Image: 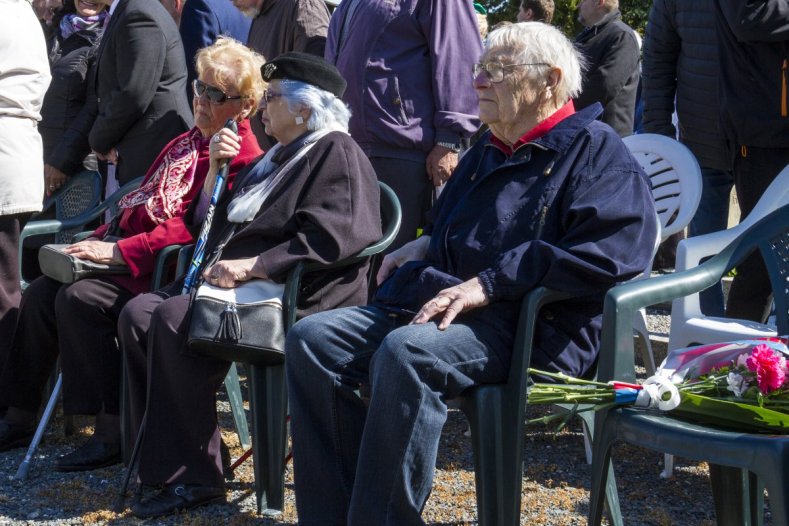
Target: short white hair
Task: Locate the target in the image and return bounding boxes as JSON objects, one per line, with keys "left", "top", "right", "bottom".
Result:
{"left": 277, "top": 80, "right": 351, "bottom": 133}
{"left": 485, "top": 22, "right": 585, "bottom": 102}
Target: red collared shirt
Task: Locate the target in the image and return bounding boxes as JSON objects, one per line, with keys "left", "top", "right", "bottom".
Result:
{"left": 489, "top": 100, "right": 576, "bottom": 156}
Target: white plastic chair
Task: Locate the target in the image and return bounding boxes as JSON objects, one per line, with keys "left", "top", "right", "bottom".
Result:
{"left": 669, "top": 163, "right": 789, "bottom": 351}
{"left": 623, "top": 134, "right": 702, "bottom": 374}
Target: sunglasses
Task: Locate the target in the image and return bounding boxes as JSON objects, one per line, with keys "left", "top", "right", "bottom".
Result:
{"left": 262, "top": 89, "right": 284, "bottom": 104}
{"left": 193, "top": 79, "right": 242, "bottom": 104}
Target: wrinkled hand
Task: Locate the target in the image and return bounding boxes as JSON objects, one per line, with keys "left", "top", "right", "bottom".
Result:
{"left": 376, "top": 235, "right": 431, "bottom": 285}
{"left": 203, "top": 257, "right": 262, "bottom": 288}
{"left": 426, "top": 144, "right": 458, "bottom": 187}
{"left": 411, "top": 277, "right": 489, "bottom": 330}
{"left": 63, "top": 240, "right": 124, "bottom": 264}
{"left": 44, "top": 164, "right": 68, "bottom": 196}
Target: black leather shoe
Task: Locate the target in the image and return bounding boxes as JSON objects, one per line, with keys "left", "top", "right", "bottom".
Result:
{"left": 131, "top": 484, "right": 225, "bottom": 518}
{"left": 0, "top": 420, "right": 34, "bottom": 452}
{"left": 54, "top": 437, "right": 121, "bottom": 472}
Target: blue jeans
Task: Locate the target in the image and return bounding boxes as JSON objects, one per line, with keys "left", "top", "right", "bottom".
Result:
{"left": 688, "top": 166, "right": 734, "bottom": 317}
{"left": 286, "top": 305, "right": 509, "bottom": 525}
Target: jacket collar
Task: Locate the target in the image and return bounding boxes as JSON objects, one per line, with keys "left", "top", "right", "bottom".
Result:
{"left": 529, "top": 103, "right": 603, "bottom": 155}
{"left": 579, "top": 9, "right": 621, "bottom": 37}
{"left": 259, "top": 0, "right": 278, "bottom": 16}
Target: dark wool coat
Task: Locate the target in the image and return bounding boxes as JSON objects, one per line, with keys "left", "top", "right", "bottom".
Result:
{"left": 185, "top": 130, "right": 383, "bottom": 314}
{"left": 40, "top": 26, "right": 102, "bottom": 175}
{"left": 574, "top": 10, "right": 641, "bottom": 137}
{"left": 375, "top": 105, "right": 658, "bottom": 377}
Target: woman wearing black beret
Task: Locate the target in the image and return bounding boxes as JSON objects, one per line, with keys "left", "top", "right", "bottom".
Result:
{"left": 117, "top": 52, "right": 383, "bottom": 518}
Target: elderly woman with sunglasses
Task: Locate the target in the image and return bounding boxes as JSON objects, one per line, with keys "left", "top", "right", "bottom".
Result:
{"left": 0, "top": 37, "right": 263, "bottom": 470}
{"left": 117, "top": 52, "right": 382, "bottom": 517}
{"left": 284, "top": 22, "right": 659, "bottom": 525}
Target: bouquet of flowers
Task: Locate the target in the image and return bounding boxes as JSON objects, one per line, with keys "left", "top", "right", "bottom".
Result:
{"left": 527, "top": 337, "right": 789, "bottom": 433}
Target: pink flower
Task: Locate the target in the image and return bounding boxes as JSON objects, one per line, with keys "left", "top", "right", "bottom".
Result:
{"left": 745, "top": 344, "right": 787, "bottom": 393}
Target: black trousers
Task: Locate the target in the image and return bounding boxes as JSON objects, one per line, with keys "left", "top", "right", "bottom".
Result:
{"left": 118, "top": 289, "right": 229, "bottom": 487}
{"left": 726, "top": 145, "right": 789, "bottom": 322}
{"left": 0, "top": 276, "right": 134, "bottom": 415}
{"left": 0, "top": 213, "right": 31, "bottom": 377}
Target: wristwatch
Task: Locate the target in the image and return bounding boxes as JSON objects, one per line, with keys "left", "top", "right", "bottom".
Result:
{"left": 436, "top": 141, "right": 461, "bottom": 153}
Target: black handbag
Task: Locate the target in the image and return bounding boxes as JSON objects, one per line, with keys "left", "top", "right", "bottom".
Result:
{"left": 187, "top": 279, "right": 287, "bottom": 366}
{"left": 38, "top": 243, "right": 130, "bottom": 284}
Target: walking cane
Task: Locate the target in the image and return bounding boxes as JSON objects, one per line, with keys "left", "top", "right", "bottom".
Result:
{"left": 114, "top": 119, "right": 238, "bottom": 512}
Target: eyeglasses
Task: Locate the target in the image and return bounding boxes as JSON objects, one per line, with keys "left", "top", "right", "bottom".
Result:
{"left": 193, "top": 79, "right": 242, "bottom": 104}
{"left": 472, "top": 61, "right": 551, "bottom": 83}
{"left": 262, "top": 90, "right": 284, "bottom": 104}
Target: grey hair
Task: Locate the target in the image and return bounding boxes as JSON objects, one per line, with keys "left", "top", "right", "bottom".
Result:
{"left": 485, "top": 22, "right": 585, "bottom": 102}
{"left": 276, "top": 80, "right": 351, "bottom": 133}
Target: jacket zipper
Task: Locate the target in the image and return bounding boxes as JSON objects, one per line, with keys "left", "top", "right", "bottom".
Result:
{"left": 783, "top": 58, "right": 788, "bottom": 117}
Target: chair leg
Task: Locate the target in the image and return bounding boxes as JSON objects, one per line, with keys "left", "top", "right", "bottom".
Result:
{"left": 580, "top": 411, "right": 622, "bottom": 526}
{"left": 249, "top": 364, "right": 288, "bottom": 515}
{"left": 463, "top": 388, "right": 522, "bottom": 526}
{"left": 709, "top": 465, "right": 762, "bottom": 526}
{"left": 15, "top": 374, "right": 63, "bottom": 480}
{"left": 760, "top": 467, "right": 788, "bottom": 526}
{"left": 588, "top": 412, "right": 621, "bottom": 526}
{"left": 224, "top": 363, "right": 251, "bottom": 449}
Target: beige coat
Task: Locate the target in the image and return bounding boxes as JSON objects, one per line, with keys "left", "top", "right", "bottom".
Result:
{"left": 0, "top": 0, "right": 51, "bottom": 215}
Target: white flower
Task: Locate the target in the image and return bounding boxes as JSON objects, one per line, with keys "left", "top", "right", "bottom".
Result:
{"left": 736, "top": 353, "right": 749, "bottom": 367}
{"left": 726, "top": 371, "right": 746, "bottom": 398}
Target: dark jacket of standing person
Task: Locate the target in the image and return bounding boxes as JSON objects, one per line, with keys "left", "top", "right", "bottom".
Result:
{"left": 180, "top": 0, "right": 251, "bottom": 104}
{"left": 574, "top": 9, "right": 640, "bottom": 137}
{"left": 714, "top": 0, "right": 789, "bottom": 151}
{"left": 86, "top": 0, "right": 193, "bottom": 184}
{"left": 40, "top": 16, "right": 104, "bottom": 175}
{"left": 642, "top": 0, "right": 729, "bottom": 172}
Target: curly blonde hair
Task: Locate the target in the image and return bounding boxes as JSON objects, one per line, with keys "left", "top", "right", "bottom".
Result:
{"left": 196, "top": 37, "right": 266, "bottom": 114}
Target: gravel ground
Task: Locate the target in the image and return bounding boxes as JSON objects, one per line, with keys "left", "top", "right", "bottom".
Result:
{"left": 0, "top": 308, "right": 776, "bottom": 525}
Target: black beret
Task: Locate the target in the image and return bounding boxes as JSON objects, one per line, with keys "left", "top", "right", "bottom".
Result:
{"left": 261, "top": 52, "right": 347, "bottom": 99}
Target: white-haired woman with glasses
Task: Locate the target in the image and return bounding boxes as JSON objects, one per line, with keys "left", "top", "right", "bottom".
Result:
{"left": 117, "top": 52, "right": 382, "bottom": 518}
{"left": 284, "top": 22, "right": 658, "bottom": 524}
{"left": 0, "top": 37, "right": 263, "bottom": 469}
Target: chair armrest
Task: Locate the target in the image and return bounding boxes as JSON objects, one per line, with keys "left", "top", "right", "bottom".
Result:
{"left": 150, "top": 244, "right": 186, "bottom": 290}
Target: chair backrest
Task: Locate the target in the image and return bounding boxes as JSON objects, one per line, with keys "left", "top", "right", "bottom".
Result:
{"left": 623, "top": 134, "right": 702, "bottom": 239}
{"left": 671, "top": 164, "right": 789, "bottom": 327}
{"left": 601, "top": 204, "right": 789, "bottom": 383}
{"left": 44, "top": 170, "right": 103, "bottom": 244}
{"left": 283, "top": 181, "right": 402, "bottom": 329}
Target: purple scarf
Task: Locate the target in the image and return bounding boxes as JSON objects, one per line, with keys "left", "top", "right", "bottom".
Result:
{"left": 59, "top": 11, "right": 106, "bottom": 40}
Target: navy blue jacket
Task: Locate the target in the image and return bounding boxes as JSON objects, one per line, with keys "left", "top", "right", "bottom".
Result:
{"left": 375, "top": 105, "right": 658, "bottom": 377}
{"left": 180, "top": 0, "right": 251, "bottom": 105}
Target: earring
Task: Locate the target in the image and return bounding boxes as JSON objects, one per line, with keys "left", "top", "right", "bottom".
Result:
{"left": 295, "top": 116, "right": 304, "bottom": 125}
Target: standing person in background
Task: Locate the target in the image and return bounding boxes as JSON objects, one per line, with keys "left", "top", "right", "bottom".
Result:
{"left": 642, "top": 0, "right": 733, "bottom": 315}
{"left": 232, "top": 0, "right": 330, "bottom": 149}
{"left": 0, "top": 0, "right": 51, "bottom": 376}
{"left": 517, "top": 0, "right": 554, "bottom": 23}
{"left": 713, "top": 0, "right": 789, "bottom": 323}
{"left": 159, "top": 0, "right": 251, "bottom": 106}
{"left": 84, "top": 0, "right": 193, "bottom": 188}
{"left": 326, "top": 0, "right": 481, "bottom": 251}
{"left": 40, "top": 0, "right": 107, "bottom": 195}
{"left": 574, "top": 0, "right": 640, "bottom": 137}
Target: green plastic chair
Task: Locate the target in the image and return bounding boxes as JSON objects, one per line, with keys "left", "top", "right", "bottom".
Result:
{"left": 589, "top": 203, "right": 789, "bottom": 526}
{"left": 19, "top": 170, "right": 103, "bottom": 287}
{"left": 457, "top": 287, "right": 622, "bottom": 526}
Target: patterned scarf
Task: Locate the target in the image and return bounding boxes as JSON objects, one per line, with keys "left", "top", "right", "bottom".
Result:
{"left": 59, "top": 12, "right": 106, "bottom": 40}
{"left": 117, "top": 128, "right": 204, "bottom": 223}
